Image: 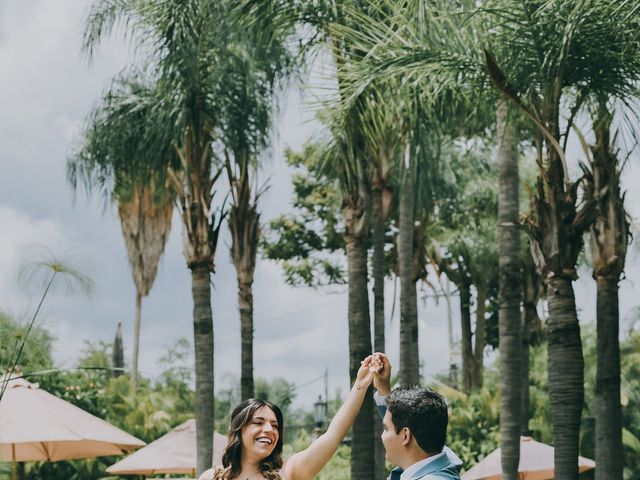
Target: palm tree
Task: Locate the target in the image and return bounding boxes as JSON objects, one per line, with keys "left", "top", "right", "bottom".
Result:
{"left": 227, "top": 163, "right": 260, "bottom": 400}
{"left": 221, "top": 13, "right": 292, "bottom": 400}
{"left": 496, "top": 100, "right": 522, "bottom": 479}
{"left": 397, "top": 141, "right": 419, "bottom": 386}
{"left": 240, "top": 3, "right": 399, "bottom": 476}
{"left": 314, "top": 110, "right": 376, "bottom": 480}
{"left": 117, "top": 183, "right": 173, "bottom": 388}
{"left": 482, "top": 3, "right": 640, "bottom": 475}
{"left": 584, "top": 103, "right": 630, "bottom": 480}
{"left": 69, "top": 77, "right": 174, "bottom": 391}
{"left": 520, "top": 240, "right": 544, "bottom": 435}
{"left": 80, "top": 2, "right": 236, "bottom": 472}
{"left": 342, "top": 1, "right": 640, "bottom": 475}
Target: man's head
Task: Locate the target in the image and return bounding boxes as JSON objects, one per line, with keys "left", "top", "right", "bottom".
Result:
{"left": 381, "top": 387, "right": 448, "bottom": 467}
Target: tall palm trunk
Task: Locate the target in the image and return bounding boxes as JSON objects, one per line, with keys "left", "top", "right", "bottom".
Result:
{"left": 238, "top": 277, "right": 255, "bottom": 399}
{"left": 398, "top": 150, "right": 419, "bottom": 386}
{"left": 588, "top": 109, "right": 627, "bottom": 480}
{"left": 472, "top": 285, "right": 486, "bottom": 390}
{"left": 371, "top": 182, "right": 389, "bottom": 480}
{"left": 131, "top": 292, "right": 142, "bottom": 387}
{"left": 228, "top": 159, "right": 260, "bottom": 400}
{"left": 594, "top": 276, "right": 622, "bottom": 479}
{"left": 487, "top": 54, "right": 594, "bottom": 480}
{"left": 371, "top": 186, "right": 387, "bottom": 357}
{"left": 525, "top": 129, "right": 591, "bottom": 480}
{"left": 345, "top": 224, "right": 375, "bottom": 480}
{"left": 521, "top": 245, "right": 542, "bottom": 435}
{"left": 519, "top": 311, "right": 530, "bottom": 436}
{"left": 459, "top": 279, "right": 473, "bottom": 394}
{"left": 496, "top": 101, "right": 521, "bottom": 480}
{"left": 546, "top": 276, "right": 583, "bottom": 479}
{"left": 179, "top": 135, "right": 222, "bottom": 476}
{"left": 191, "top": 262, "right": 215, "bottom": 475}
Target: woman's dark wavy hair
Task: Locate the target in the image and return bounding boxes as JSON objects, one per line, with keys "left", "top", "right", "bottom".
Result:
{"left": 221, "top": 398, "right": 284, "bottom": 480}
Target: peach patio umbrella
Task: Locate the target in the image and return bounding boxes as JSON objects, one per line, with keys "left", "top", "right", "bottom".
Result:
{"left": 462, "top": 436, "right": 596, "bottom": 480}
{"left": 0, "top": 377, "right": 145, "bottom": 462}
{"left": 107, "top": 419, "right": 227, "bottom": 476}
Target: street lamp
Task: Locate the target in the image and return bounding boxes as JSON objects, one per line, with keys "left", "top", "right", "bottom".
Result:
{"left": 313, "top": 395, "right": 328, "bottom": 429}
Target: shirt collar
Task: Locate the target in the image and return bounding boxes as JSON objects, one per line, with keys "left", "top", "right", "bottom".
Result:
{"left": 399, "top": 452, "right": 445, "bottom": 480}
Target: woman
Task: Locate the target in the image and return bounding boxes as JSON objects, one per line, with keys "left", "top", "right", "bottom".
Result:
{"left": 199, "top": 355, "right": 381, "bottom": 480}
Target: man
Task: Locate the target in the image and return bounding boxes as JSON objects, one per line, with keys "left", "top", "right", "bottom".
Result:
{"left": 372, "top": 353, "right": 462, "bottom": 480}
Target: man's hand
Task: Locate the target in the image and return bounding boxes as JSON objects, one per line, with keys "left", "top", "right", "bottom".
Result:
{"left": 372, "top": 352, "right": 391, "bottom": 395}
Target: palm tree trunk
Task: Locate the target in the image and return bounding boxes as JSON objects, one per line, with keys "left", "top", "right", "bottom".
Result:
{"left": 239, "top": 278, "right": 255, "bottom": 400}
{"left": 345, "top": 233, "right": 375, "bottom": 480}
{"left": 371, "top": 186, "right": 386, "bottom": 356}
{"left": 459, "top": 280, "right": 473, "bottom": 394}
{"left": 497, "top": 101, "right": 521, "bottom": 480}
{"left": 131, "top": 291, "right": 142, "bottom": 389}
{"left": 594, "top": 277, "right": 623, "bottom": 480}
{"left": 520, "top": 308, "right": 531, "bottom": 436}
{"left": 371, "top": 186, "right": 387, "bottom": 480}
{"left": 547, "top": 276, "right": 583, "bottom": 480}
{"left": 472, "top": 286, "right": 486, "bottom": 390}
{"left": 191, "top": 262, "right": 215, "bottom": 475}
{"left": 521, "top": 246, "right": 541, "bottom": 435}
{"left": 398, "top": 157, "right": 419, "bottom": 387}
{"left": 588, "top": 106, "right": 625, "bottom": 480}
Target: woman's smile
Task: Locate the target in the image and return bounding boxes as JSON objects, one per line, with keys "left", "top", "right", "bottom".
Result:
{"left": 242, "top": 405, "right": 280, "bottom": 458}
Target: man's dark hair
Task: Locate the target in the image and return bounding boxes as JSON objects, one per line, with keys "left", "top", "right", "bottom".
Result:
{"left": 387, "top": 386, "right": 448, "bottom": 454}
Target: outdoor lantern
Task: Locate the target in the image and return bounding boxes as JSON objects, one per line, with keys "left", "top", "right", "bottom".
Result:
{"left": 313, "top": 395, "right": 327, "bottom": 429}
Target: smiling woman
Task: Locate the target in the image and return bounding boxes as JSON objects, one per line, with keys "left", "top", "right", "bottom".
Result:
{"left": 223, "top": 400, "right": 284, "bottom": 480}
{"left": 200, "top": 355, "right": 382, "bottom": 480}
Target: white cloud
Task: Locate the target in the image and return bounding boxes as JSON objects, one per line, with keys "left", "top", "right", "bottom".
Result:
{"left": 0, "top": 206, "right": 68, "bottom": 299}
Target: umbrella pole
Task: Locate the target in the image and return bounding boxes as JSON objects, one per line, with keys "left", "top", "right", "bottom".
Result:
{"left": 11, "top": 444, "right": 16, "bottom": 480}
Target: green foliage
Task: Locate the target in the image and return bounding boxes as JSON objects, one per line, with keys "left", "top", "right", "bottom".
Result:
{"left": 427, "top": 141, "right": 500, "bottom": 347}
{"left": 442, "top": 323, "right": 640, "bottom": 478}
{"left": 261, "top": 146, "right": 347, "bottom": 287}
{"left": 314, "top": 444, "right": 351, "bottom": 480}
{"left": 255, "top": 377, "right": 296, "bottom": 414}
{"left": 447, "top": 383, "right": 500, "bottom": 468}
{"left": 0, "top": 311, "right": 54, "bottom": 373}
{"left": 77, "top": 340, "right": 112, "bottom": 369}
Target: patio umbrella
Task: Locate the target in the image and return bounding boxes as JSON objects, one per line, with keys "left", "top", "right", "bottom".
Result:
{"left": 462, "top": 436, "right": 596, "bottom": 480}
{"left": 107, "top": 419, "right": 227, "bottom": 476}
{"left": 0, "top": 377, "right": 145, "bottom": 462}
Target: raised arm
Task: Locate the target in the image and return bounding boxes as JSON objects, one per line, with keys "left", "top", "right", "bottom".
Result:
{"left": 282, "top": 356, "right": 380, "bottom": 480}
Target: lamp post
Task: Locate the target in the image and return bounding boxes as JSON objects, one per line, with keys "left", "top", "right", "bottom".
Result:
{"left": 313, "top": 394, "right": 328, "bottom": 428}
{"left": 313, "top": 394, "right": 328, "bottom": 438}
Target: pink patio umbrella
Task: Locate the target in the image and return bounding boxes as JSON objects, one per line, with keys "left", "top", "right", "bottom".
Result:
{"left": 462, "top": 436, "right": 595, "bottom": 480}
{"left": 107, "top": 419, "right": 227, "bottom": 476}
{"left": 0, "top": 377, "right": 145, "bottom": 479}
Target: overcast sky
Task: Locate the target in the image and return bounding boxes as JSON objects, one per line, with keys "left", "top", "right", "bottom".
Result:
{"left": 1, "top": 1, "right": 640, "bottom": 410}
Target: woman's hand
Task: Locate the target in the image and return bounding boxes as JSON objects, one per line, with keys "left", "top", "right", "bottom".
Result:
{"left": 355, "top": 355, "right": 382, "bottom": 390}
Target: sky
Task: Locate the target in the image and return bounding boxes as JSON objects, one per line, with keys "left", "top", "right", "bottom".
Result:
{"left": 1, "top": 0, "right": 640, "bottom": 410}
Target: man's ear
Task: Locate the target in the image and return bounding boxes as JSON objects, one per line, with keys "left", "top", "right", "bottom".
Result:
{"left": 401, "top": 427, "right": 412, "bottom": 447}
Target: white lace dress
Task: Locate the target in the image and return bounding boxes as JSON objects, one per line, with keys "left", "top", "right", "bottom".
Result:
{"left": 199, "top": 466, "right": 286, "bottom": 480}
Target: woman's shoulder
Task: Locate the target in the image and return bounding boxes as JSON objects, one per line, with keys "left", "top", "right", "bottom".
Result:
{"left": 198, "top": 465, "right": 227, "bottom": 480}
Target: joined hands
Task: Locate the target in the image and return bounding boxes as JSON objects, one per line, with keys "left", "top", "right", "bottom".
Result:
{"left": 356, "top": 352, "right": 392, "bottom": 394}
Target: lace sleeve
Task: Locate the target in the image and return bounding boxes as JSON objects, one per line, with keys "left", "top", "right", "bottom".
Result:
{"left": 198, "top": 466, "right": 225, "bottom": 480}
